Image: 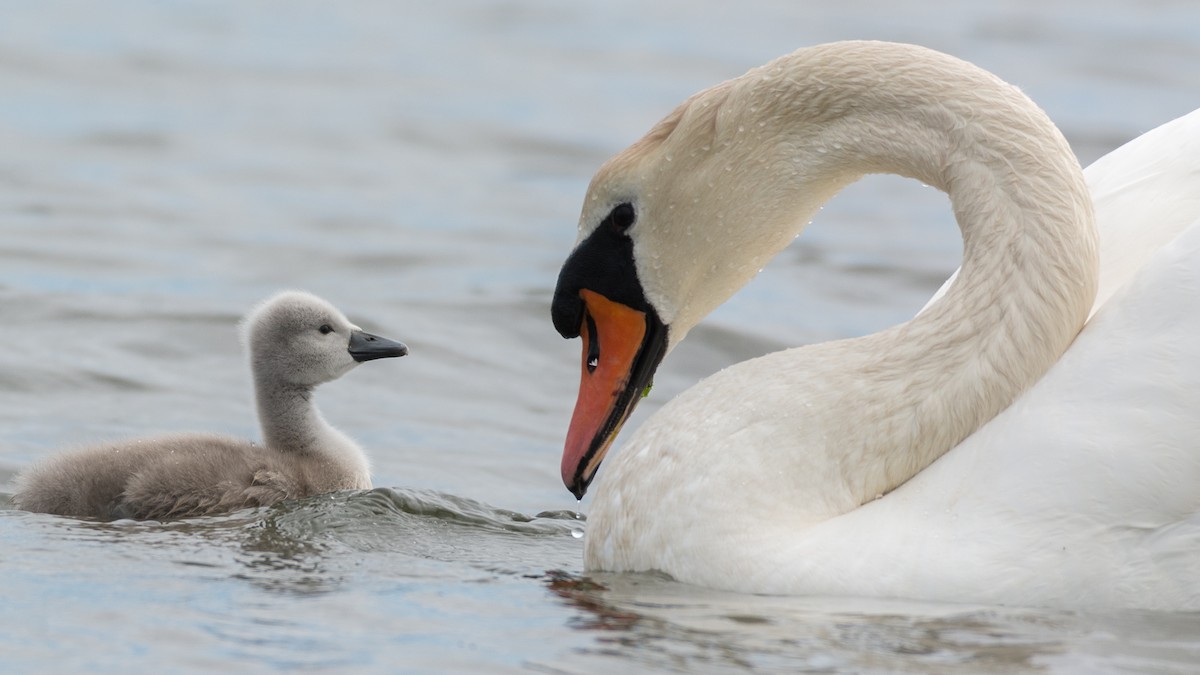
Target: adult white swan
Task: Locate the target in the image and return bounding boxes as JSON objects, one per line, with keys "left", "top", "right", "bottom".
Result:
{"left": 551, "top": 41, "right": 1200, "bottom": 609}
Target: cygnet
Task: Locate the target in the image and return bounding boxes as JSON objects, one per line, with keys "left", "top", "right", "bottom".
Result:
{"left": 12, "top": 290, "right": 407, "bottom": 521}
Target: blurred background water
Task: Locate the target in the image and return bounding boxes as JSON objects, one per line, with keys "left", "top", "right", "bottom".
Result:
{"left": 1, "top": 1, "right": 1199, "bottom": 672}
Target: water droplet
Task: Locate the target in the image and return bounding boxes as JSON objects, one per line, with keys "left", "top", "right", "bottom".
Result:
{"left": 571, "top": 501, "right": 585, "bottom": 539}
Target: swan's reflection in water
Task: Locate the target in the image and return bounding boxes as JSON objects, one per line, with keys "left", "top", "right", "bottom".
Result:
{"left": 543, "top": 570, "right": 1103, "bottom": 672}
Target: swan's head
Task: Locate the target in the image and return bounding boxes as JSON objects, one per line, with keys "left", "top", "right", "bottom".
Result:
{"left": 551, "top": 57, "right": 854, "bottom": 498}
{"left": 242, "top": 290, "right": 408, "bottom": 388}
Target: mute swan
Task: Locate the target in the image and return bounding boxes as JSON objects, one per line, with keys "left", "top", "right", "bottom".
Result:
{"left": 13, "top": 291, "right": 408, "bottom": 521}
{"left": 551, "top": 41, "right": 1200, "bottom": 609}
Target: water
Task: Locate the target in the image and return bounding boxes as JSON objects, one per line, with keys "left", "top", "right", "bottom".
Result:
{"left": 2, "top": 1, "right": 1199, "bottom": 672}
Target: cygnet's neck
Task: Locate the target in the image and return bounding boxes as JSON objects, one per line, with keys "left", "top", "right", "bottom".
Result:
{"left": 254, "top": 377, "right": 370, "bottom": 486}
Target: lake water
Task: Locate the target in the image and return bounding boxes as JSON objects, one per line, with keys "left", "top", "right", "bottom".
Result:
{"left": 2, "top": 1, "right": 1199, "bottom": 672}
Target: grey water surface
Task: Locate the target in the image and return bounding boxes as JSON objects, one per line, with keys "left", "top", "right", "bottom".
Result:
{"left": 2, "top": 2, "right": 1199, "bottom": 672}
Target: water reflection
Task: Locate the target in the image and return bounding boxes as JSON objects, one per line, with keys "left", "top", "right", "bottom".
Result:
{"left": 543, "top": 570, "right": 1079, "bottom": 673}
{"left": 236, "top": 514, "right": 339, "bottom": 596}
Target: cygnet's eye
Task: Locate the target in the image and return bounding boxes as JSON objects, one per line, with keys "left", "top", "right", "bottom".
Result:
{"left": 318, "top": 324, "right": 334, "bottom": 335}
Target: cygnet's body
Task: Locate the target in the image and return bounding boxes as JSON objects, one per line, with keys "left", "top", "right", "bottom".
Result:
{"left": 12, "top": 291, "right": 408, "bottom": 521}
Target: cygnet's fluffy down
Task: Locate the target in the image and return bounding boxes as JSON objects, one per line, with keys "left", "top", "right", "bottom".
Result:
{"left": 12, "top": 291, "right": 408, "bottom": 521}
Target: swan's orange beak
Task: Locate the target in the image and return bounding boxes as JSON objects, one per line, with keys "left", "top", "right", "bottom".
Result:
{"left": 552, "top": 220, "right": 668, "bottom": 499}
{"left": 561, "top": 290, "right": 649, "bottom": 495}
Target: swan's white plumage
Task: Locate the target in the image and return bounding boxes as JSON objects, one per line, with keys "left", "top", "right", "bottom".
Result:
{"left": 924, "top": 108, "right": 1200, "bottom": 317}
{"left": 575, "top": 42, "right": 1200, "bottom": 609}
{"left": 1088, "top": 108, "right": 1200, "bottom": 312}
{"left": 773, "top": 211, "right": 1200, "bottom": 607}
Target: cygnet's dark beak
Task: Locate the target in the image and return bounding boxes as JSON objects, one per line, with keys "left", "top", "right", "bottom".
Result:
{"left": 348, "top": 330, "right": 409, "bottom": 362}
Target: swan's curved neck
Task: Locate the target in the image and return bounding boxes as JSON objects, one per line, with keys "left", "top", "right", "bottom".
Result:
{"left": 830, "top": 93, "right": 1097, "bottom": 502}
{"left": 625, "top": 42, "right": 1099, "bottom": 510}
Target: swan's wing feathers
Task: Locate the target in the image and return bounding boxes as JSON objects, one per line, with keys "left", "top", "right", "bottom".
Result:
{"left": 1089, "top": 108, "right": 1200, "bottom": 311}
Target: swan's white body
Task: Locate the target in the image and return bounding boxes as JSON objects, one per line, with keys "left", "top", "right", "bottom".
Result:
{"left": 561, "top": 42, "right": 1200, "bottom": 610}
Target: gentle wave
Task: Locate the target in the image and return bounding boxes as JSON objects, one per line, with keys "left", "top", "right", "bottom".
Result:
{"left": 262, "top": 486, "right": 581, "bottom": 537}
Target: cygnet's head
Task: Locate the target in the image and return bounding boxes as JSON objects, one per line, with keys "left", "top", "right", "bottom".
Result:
{"left": 241, "top": 291, "right": 408, "bottom": 388}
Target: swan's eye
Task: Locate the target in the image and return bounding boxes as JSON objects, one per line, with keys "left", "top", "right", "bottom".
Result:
{"left": 319, "top": 324, "right": 334, "bottom": 335}
{"left": 585, "top": 314, "right": 600, "bottom": 374}
{"left": 603, "top": 202, "right": 636, "bottom": 234}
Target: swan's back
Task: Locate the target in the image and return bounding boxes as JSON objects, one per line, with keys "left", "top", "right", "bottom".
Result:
{"left": 1088, "top": 108, "right": 1200, "bottom": 312}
